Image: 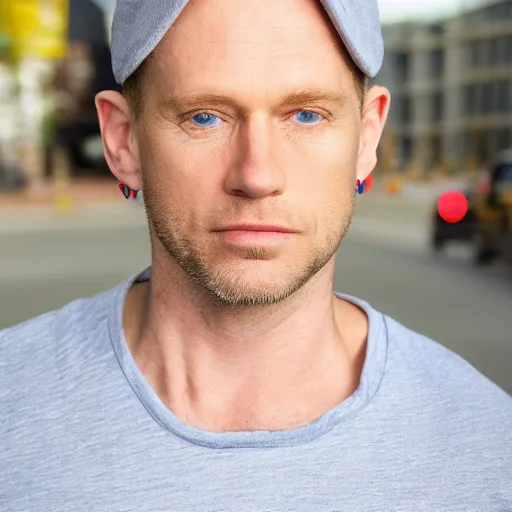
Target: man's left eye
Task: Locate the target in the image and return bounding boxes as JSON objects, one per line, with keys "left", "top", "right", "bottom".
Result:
{"left": 191, "top": 113, "right": 221, "bottom": 127}
{"left": 294, "top": 110, "right": 324, "bottom": 124}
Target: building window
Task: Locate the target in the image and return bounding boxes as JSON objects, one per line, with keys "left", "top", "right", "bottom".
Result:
{"left": 482, "top": 83, "right": 493, "bottom": 113}
{"left": 465, "top": 81, "right": 512, "bottom": 116}
{"left": 489, "top": 39, "right": 500, "bottom": 66}
{"left": 479, "top": 40, "right": 490, "bottom": 67}
{"left": 463, "top": 85, "right": 475, "bottom": 116}
{"left": 469, "top": 40, "right": 482, "bottom": 68}
{"left": 492, "top": 2, "right": 512, "bottom": 20}
{"left": 469, "top": 37, "right": 512, "bottom": 68}
{"left": 464, "top": 81, "right": 512, "bottom": 117}
{"left": 429, "top": 49, "right": 444, "bottom": 78}
{"left": 496, "top": 37, "right": 507, "bottom": 65}
{"left": 497, "top": 80, "right": 511, "bottom": 111}
{"left": 396, "top": 53, "right": 410, "bottom": 83}
{"left": 465, "top": 43, "right": 475, "bottom": 69}
{"left": 506, "top": 36, "right": 512, "bottom": 64}
{"left": 466, "top": 11, "right": 487, "bottom": 26}
{"left": 466, "top": 3, "right": 512, "bottom": 24}
{"left": 496, "top": 130, "right": 512, "bottom": 152}
{"left": 400, "top": 97, "right": 412, "bottom": 124}
{"left": 398, "top": 136, "right": 414, "bottom": 169}
{"left": 461, "top": 87, "right": 466, "bottom": 116}
{"left": 430, "top": 92, "right": 443, "bottom": 122}
{"left": 428, "top": 23, "right": 445, "bottom": 35}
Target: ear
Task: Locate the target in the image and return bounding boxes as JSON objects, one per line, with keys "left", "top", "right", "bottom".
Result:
{"left": 95, "top": 91, "right": 142, "bottom": 191}
{"left": 356, "top": 86, "right": 391, "bottom": 183}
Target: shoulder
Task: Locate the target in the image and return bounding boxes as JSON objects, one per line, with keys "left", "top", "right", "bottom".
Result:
{"left": 377, "top": 313, "right": 512, "bottom": 483}
{"left": 0, "top": 285, "right": 121, "bottom": 378}
{"left": 0, "top": 283, "right": 128, "bottom": 446}
{"left": 382, "top": 313, "right": 512, "bottom": 418}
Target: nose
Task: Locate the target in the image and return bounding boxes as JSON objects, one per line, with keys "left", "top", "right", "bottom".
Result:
{"left": 223, "top": 115, "right": 286, "bottom": 199}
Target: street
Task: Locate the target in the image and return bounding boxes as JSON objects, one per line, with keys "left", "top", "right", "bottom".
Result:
{"left": 1, "top": 191, "right": 511, "bottom": 394}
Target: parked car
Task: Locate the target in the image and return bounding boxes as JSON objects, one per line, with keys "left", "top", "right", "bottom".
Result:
{"left": 431, "top": 151, "right": 512, "bottom": 266}
{"left": 430, "top": 186, "right": 478, "bottom": 252}
{"left": 471, "top": 150, "right": 512, "bottom": 266}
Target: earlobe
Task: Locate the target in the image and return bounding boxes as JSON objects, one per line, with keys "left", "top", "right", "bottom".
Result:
{"left": 356, "top": 86, "right": 391, "bottom": 182}
{"left": 95, "top": 91, "right": 142, "bottom": 192}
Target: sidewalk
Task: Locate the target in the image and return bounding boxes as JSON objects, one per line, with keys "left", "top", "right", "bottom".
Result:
{"left": 0, "top": 178, "right": 147, "bottom": 234}
{"left": 0, "top": 178, "right": 122, "bottom": 213}
{"left": 0, "top": 201, "right": 147, "bottom": 235}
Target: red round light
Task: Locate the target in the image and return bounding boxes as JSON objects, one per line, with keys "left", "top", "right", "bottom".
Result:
{"left": 437, "top": 190, "right": 469, "bottom": 224}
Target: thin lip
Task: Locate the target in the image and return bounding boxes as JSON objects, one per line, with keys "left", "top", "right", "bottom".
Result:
{"left": 214, "top": 224, "right": 296, "bottom": 234}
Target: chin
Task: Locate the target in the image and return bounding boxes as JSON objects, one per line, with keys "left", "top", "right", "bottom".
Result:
{"left": 153, "top": 224, "right": 341, "bottom": 307}
{"left": 205, "top": 278, "right": 303, "bottom": 308}
{"left": 197, "top": 257, "right": 326, "bottom": 308}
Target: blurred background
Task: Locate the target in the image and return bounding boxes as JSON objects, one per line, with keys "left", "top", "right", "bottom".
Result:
{"left": 0, "top": 0, "right": 511, "bottom": 394}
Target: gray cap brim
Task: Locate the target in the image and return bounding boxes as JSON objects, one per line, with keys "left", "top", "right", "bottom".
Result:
{"left": 111, "top": 0, "right": 383, "bottom": 85}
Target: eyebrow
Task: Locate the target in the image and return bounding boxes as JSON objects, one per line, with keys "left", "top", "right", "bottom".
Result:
{"left": 159, "top": 89, "right": 349, "bottom": 113}
{"left": 160, "top": 93, "right": 236, "bottom": 112}
{"left": 277, "top": 90, "right": 349, "bottom": 109}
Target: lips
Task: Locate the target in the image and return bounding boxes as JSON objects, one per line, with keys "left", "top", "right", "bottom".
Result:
{"left": 215, "top": 224, "right": 295, "bottom": 234}
{"left": 213, "top": 224, "right": 297, "bottom": 247}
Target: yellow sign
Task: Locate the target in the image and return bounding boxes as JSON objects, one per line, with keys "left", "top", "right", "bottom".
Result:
{"left": 0, "top": 0, "right": 68, "bottom": 60}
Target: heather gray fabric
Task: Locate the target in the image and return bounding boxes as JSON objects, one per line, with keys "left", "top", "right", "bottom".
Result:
{"left": 1, "top": 267, "right": 511, "bottom": 511}
{"left": 111, "top": 0, "right": 384, "bottom": 84}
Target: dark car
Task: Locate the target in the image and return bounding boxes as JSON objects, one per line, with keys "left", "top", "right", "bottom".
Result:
{"left": 430, "top": 187, "right": 478, "bottom": 252}
{"left": 471, "top": 152, "right": 512, "bottom": 265}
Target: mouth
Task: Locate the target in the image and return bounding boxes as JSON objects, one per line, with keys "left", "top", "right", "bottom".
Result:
{"left": 215, "top": 224, "right": 296, "bottom": 234}
{"left": 213, "top": 224, "right": 297, "bottom": 245}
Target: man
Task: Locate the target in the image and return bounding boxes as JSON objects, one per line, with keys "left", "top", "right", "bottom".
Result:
{"left": 1, "top": 0, "right": 511, "bottom": 510}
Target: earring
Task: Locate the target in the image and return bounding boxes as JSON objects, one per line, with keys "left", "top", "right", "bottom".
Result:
{"left": 356, "top": 179, "right": 366, "bottom": 195}
{"left": 118, "top": 183, "right": 139, "bottom": 199}
{"left": 356, "top": 175, "right": 373, "bottom": 195}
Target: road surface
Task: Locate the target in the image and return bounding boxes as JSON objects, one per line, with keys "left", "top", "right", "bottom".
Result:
{"left": 1, "top": 193, "right": 511, "bottom": 394}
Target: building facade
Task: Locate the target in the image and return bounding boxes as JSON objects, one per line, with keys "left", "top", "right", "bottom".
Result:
{"left": 378, "top": 0, "right": 512, "bottom": 174}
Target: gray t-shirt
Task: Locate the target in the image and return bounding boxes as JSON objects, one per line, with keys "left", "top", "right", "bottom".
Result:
{"left": 1, "top": 267, "right": 511, "bottom": 511}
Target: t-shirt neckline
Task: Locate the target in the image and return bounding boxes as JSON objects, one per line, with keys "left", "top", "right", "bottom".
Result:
{"left": 108, "top": 267, "right": 388, "bottom": 450}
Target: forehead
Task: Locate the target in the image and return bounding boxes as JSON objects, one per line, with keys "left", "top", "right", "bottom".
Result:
{"left": 147, "top": 0, "right": 354, "bottom": 97}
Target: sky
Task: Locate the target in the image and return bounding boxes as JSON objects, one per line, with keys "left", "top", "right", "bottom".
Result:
{"left": 378, "top": 0, "right": 461, "bottom": 21}
{"left": 92, "top": 0, "right": 487, "bottom": 23}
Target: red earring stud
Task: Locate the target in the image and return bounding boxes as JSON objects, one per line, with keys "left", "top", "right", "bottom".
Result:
{"left": 118, "top": 183, "right": 139, "bottom": 199}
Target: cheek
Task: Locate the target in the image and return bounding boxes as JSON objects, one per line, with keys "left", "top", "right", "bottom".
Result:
{"left": 140, "top": 132, "right": 222, "bottom": 220}
{"left": 287, "top": 130, "right": 358, "bottom": 206}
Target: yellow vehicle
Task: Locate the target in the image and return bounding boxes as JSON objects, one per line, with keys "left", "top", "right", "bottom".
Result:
{"left": 472, "top": 150, "right": 512, "bottom": 266}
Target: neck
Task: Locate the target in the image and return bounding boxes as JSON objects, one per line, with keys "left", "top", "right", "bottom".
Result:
{"left": 124, "top": 262, "right": 368, "bottom": 433}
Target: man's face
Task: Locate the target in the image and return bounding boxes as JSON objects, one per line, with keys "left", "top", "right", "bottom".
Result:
{"left": 132, "top": 0, "right": 381, "bottom": 307}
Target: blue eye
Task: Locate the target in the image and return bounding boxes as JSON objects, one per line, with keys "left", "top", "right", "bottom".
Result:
{"left": 294, "top": 110, "right": 323, "bottom": 124}
{"left": 191, "top": 113, "right": 220, "bottom": 127}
